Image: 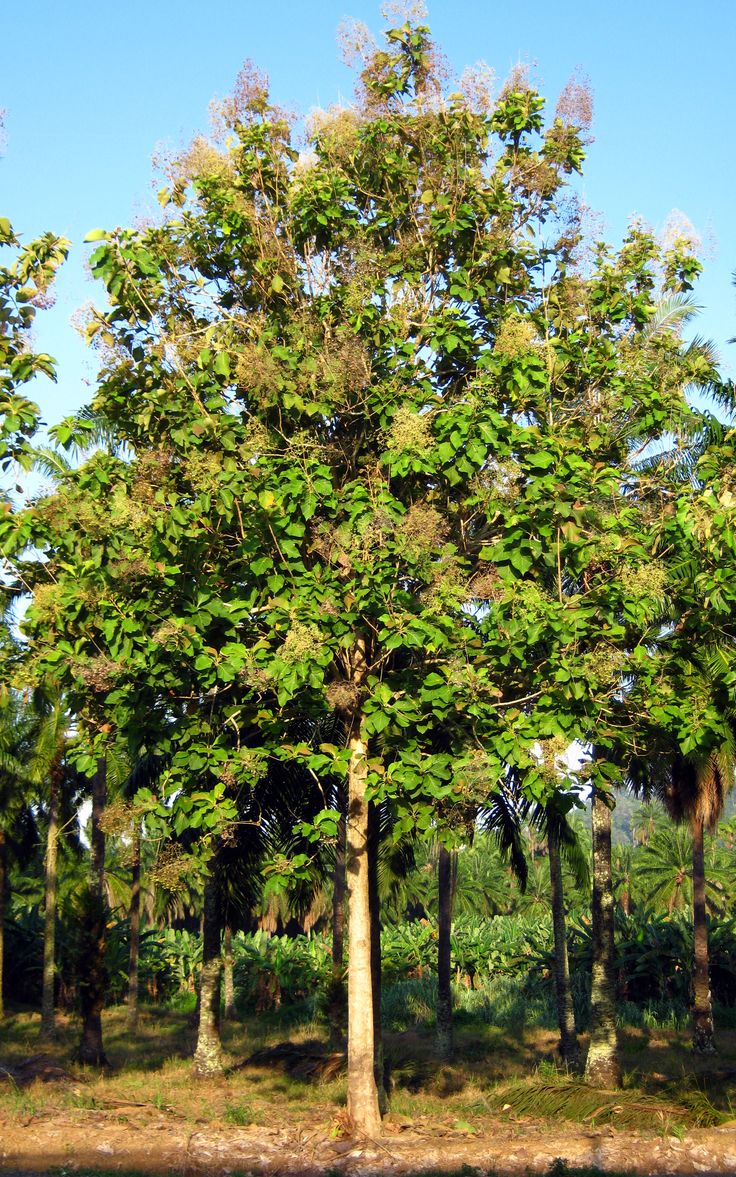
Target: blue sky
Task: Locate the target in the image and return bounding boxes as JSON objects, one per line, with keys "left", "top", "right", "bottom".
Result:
{"left": 2, "top": 0, "right": 735, "bottom": 436}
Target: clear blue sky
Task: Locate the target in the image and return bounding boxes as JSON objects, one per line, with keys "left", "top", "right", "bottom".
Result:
{"left": 2, "top": 0, "right": 735, "bottom": 435}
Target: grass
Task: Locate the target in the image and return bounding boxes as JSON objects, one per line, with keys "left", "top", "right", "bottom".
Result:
{"left": 0, "top": 989, "right": 735, "bottom": 1142}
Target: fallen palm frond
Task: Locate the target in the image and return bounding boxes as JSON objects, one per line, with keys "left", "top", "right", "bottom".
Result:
{"left": 484, "top": 1077, "right": 723, "bottom": 1129}
{"left": 243, "top": 1040, "right": 345, "bottom": 1081}
{"left": 0, "top": 1053, "right": 80, "bottom": 1087}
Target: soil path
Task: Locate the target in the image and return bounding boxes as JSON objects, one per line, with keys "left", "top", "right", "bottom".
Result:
{"left": 2, "top": 1111, "right": 736, "bottom": 1175}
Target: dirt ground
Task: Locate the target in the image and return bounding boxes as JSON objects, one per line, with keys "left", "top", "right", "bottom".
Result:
{"left": 2, "top": 1100, "right": 736, "bottom": 1175}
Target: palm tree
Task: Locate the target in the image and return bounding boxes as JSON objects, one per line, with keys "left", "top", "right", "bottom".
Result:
{"left": 628, "top": 654, "right": 736, "bottom": 1053}
{"left": 637, "top": 823, "right": 694, "bottom": 914}
{"left": 612, "top": 844, "right": 634, "bottom": 915}
{"left": 544, "top": 801, "right": 589, "bottom": 1071}
{"left": 663, "top": 747, "right": 734, "bottom": 1053}
{"left": 22, "top": 687, "right": 72, "bottom": 1040}
{"left": 113, "top": 750, "right": 164, "bottom": 1033}
{"left": 0, "top": 686, "right": 40, "bottom": 1020}
{"left": 632, "top": 801, "right": 662, "bottom": 847}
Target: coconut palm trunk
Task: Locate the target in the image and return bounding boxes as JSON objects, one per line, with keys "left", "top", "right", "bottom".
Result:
{"left": 223, "top": 924, "right": 235, "bottom": 1021}
{"left": 329, "top": 784, "right": 347, "bottom": 1048}
{"left": 346, "top": 723, "right": 381, "bottom": 1135}
{"left": 40, "top": 760, "right": 61, "bottom": 1039}
{"left": 79, "top": 758, "right": 108, "bottom": 1066}
{"left": 126, "top": 818, "right": 142, "bottom": 1032}
{"left": 547, "top": 824, "right": 579, "bottom": 1069}
{"left": 193, "top": 869, "right": 224, "bottom": 1077}
{"left": 584, "top": 782, "right": 621, "bottom": 1087}
{"left": 691, "top": 816, "right": 716, "bottom": 1053}
{"left": 436, "top": 843, "right": 454, "bottom": 1060}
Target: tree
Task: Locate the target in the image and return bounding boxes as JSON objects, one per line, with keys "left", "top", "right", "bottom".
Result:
{"left": 0, "top": 217, "right": 68, "bottom": 478}
{"left": 15, "top": 21, "right": 588, "bottom": 1127}
{"left": 585, "top": 773, "right": 620, "bottom": 1086}
{"left": 77, "top": 757, "right": 109, "bottom": 1066}
{"left": 637, "top": 822, "right": 694, "bottom": 914}
{"left": 0, "top": 685, "right": 39, "bottom": 1018}
{"left": 665, "top": 743, "right": 734, "bottom": 1053}
{"left": 626, "top": 391, "right": 736, "bottom": 1052}
{"left": 29, "top": 689, "right": 70, "bottom": 1040}
{"left": 543, "top": 792, "right": 588, "bottom": 1071}
{"left": 5, "top": 13, "right": 721, "bottom": 1122}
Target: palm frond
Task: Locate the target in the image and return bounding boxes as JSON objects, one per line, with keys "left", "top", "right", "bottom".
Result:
{"left": 25, "top": 445, "right": 74, "bottom": 480}
{"left": 556, "top": 811, "right": 591, "bottom": 892}
{"left": 479, "top": 782, "right": 529, "bottom": 890}
{"left": 643, "top": 293, "right": 699, "bottom": 339}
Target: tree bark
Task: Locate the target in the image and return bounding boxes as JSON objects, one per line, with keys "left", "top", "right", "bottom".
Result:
{"left": 547, "top": 824, "right": 579, "bottom": 1070}
{"left": 126, "top": 819, "right": 142, "bottom": 1033}
{"left": 79, "top": 758, "right": 108, "bottom": 1067}
{"left": 691, "top": 817, "right": 716, "bottom": 1053}
{"left": 436, "top": 843, "right": 454, "bottom": 1060}
{"left": 585, "top": 783, "right": 621, "bottom": 1087}
{"left": 367, "top": 799, "right": 387, "bottom": 1114}
{"left": 223, "top": 923, "right": 235, "bottom": 1021}
{"left": 193, "top": 870, "right": 224, "bottom": 1077}
{"left": 346, "top": 724, "right": 382, "bottom": 1136}
{"left": 328, "top": 784, "right": 347, "bottom": 1048}
{"left": 0, "top": 829, "right": 6, "bottom": 1021}
{"left": 40, "top": 761, "right": 61, "bottom": 1039}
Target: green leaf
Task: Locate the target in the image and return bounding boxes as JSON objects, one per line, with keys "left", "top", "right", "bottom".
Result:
{"left": 214, "top": 352, "right": 230, "bottom": 378}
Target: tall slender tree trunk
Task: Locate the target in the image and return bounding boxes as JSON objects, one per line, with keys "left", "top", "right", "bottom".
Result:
{"left": 691, "top": 817, "right": 716, "bottom": 1053}
{"left": 193, "top": 870, "right": 224, "bottom": 1077}
{"left": 0, "top": 829, "right": 6, "bottom": 1021}
{"left": 329, "top": 784, "right": 347, "bottom": 1048}
{"left": 223, "top": 923, "right": 235, "bottom": 1021}
{"left": 79, "top": 758, "right": 108, "bottom": 1067}
{"left": 40, "top": 762, "right": 61, "bottom": 1039}
{"left": 436, "top": 843, "right": 454, "bottom": 1060}
{"left": 585, "top": 783, "right": 620, "bottom": 1087}
{"left": 126, "top": 819, "right": 142, "bottom": 1033}
{"left": 547, "top": 824, "right": 579, "bottom": 1069}
{"left": 346, "top": 721, "right": 381, "bottom": 1136}
{"left": 367, "top": 799, "right": 387, "bottom": 1114}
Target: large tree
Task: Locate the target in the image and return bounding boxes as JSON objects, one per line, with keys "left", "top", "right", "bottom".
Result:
{"left": 4, "top": 13, "right": 724, "bottom": 1124}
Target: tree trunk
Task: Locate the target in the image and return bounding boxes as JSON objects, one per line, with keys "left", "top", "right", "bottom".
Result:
{"left": 547, "top": 824, "right": 579, "bottom": 1070}
{"left": 329, "top": 784, "right": 347, "bottom": 1048}
{"left": 0, "top": 829, "right": 6, "bottom": 1021}
{"left": 585, "top": 783, "right": 621, "bottom": 1087}
{"left": 40, "top": 762, "right": 61, "bottom": 1039}
{"left": 79, "top": 758, "right": 108, "bottom": 1067}
{"left": 368, "top": 799, "right": 387, "bottom": 1114}
{"left": 692, "top": 817, "right": 716, "bottom": 1053}
{"left": 346, "top": 725, "right": 382, "bottom": 1136}
{"left": 436, "top": 843, "right": 454, "bottom": 1060}
{"left": 126, "top": 819, "right": 142, "bottom": 1033}
{"left": 193, "top": 870, "right": 224, "bottom": 1077}
{"left": 223, "top": 924, "right": 235, "bottom": 1021}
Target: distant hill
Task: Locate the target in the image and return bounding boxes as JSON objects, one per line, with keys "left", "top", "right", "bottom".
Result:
{"left": 579, "top": 786, "right": 736, "bottom": 845}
